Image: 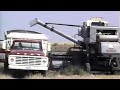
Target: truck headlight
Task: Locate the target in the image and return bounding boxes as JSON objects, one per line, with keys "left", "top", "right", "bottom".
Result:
{"left": 41, "top": 59, "right": 48, "bottom": 64}
{"left": 9, "top": 57, "right": 16, "bottom": 64}
{"left": 42, "top": 60, "right": 46, "bottom": 63}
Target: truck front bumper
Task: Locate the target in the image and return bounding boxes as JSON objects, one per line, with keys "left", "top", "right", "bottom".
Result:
{"left": 8, "top": 65, "right": 48, "bottom": 70}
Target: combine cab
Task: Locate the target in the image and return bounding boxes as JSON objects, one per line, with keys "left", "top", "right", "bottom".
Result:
{"left": 28, "top": 17, "right": 120, "bottom": 74}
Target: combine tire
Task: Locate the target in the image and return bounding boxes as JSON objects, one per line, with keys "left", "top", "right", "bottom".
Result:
{"left": 85, "top": 63, "right": 91, "bottom": 72}
{"left": 110, "top": 67, "right": 115, "bottom": 74}
{"left": 110, "top": 70, "right": 115, "bottom": 74}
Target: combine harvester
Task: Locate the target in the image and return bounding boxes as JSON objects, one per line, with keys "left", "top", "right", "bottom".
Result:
{"left": 29, "top": 17, "right": 120, "bottom": 74}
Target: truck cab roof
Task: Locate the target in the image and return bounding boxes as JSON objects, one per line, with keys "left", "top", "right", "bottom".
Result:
{"left": 5, "top": 29, "right": 48, "bottom": 40}
{"left": 13, "top": 39, "right": 42, "bottom": 43}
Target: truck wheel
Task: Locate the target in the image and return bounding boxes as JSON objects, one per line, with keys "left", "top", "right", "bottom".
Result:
{"left": 41, "top": 70, "right": 46, "bottom": 77}
{"left": 85, "top": 63, "right": 91, "bottom": 72}
{"left": 4, "top": 62, "right": 8, "bottom": 72}
{"left": 48, "top": 59, "right": 52, "bottom": 70}
{"left": 11, "top": 70, "right": 26, "bottom": 78}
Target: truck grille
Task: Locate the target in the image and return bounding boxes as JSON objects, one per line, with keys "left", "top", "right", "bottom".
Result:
{"left": 15, "top": 56, "right": 42, "bottom": 65}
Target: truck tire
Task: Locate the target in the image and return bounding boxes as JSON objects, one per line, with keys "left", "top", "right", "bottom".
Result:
{"left": 41, "top": 70, "right": 46, "bottom": 77}
{"left": 48, "top": 59, "right": 52, "bottom": 70}
{"left": 85, "top": 63, "right": 91, "bottom": 72}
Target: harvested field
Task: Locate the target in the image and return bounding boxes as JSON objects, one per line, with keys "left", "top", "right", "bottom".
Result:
{"left": 0, "top": 43, "right": 120, "bottom": 79}
{"left": 0, "top": 63, "right": 120, "bottom": 79}
{"left": 51, "top": 42, "right": 74, "bottom": 52}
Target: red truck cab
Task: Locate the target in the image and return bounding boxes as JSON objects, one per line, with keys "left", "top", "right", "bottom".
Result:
{"left": 10, "top": 39, "right": 45, "bottom": 56}
{"left": 3, "top": 39, "right": 49, "bottom": 76}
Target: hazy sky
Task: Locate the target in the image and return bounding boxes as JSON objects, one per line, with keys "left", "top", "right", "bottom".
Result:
{"left": 0, "top": 11, "right": 119, "bottom": 42}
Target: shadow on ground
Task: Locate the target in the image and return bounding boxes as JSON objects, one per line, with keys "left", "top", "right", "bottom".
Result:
{"left": 3, "top": 69, "right": 45, "bottom": 79}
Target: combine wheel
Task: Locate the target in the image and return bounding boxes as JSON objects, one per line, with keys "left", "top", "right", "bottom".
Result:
{"left": 85, "top": 63, "right": 91, "bottom": 72}
{"left": 110, "top": 66, "right": 115, "bottom": 74}
{"left": 110, "top": 70, "right": 115, "bottom": 74}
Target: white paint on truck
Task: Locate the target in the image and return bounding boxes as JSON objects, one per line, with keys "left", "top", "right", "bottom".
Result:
{"left": 0, "top": 30, "right": 51, "bottom": 73}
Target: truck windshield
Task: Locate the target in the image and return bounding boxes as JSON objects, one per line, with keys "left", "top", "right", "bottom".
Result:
{"left": 11, "top": 42, "right": 42, "bottom": 51}
{"left": 91, "top": 22, "right": 105, "bottom": 26}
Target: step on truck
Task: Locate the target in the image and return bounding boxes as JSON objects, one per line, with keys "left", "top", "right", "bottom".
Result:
{"left": 0, "top": 30, "right": 51, "bottom": 76}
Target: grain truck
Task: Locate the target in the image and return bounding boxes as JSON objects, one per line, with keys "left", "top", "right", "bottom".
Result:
{"left": 0, "top": 30, "right": 51, "bottom": 76}
{"left": 29, "top": 17, "right": 120, "bottom": 74}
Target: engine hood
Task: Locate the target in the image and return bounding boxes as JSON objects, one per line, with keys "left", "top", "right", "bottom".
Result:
{"left": 10, "top": 50, "right": 45, "bottom": 56}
